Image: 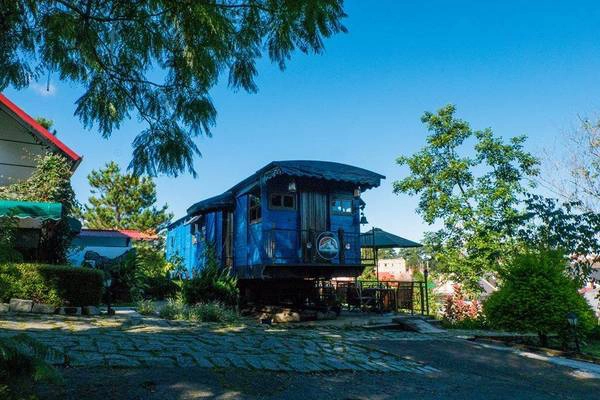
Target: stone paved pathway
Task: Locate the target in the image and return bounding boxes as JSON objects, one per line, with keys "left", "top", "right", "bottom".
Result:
{"left": 0, "top": 313, "right": 446, "bottom": 373}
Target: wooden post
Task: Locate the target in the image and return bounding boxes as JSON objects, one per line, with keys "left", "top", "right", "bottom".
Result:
{"left": 424, "top": 261, "right": 430, "bottom": 316}
{"left": 338, "top": 228, "right": 345, "bottom": 264}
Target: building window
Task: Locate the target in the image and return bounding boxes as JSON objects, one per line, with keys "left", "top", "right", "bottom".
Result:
{"left": 331, "top": 197, "right": 353, "bottom": 215}
{"left": 249, "top": 193, "right": 261, "bottom": 223}
{"left": 269, "top": 193, "right": 296, "bottom": 210}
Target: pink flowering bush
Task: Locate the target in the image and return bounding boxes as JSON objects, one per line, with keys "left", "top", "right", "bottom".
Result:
{"left": 442, "top": 284, "right": 485, "bottom": 328}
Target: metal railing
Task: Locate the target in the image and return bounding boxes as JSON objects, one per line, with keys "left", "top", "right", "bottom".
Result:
{"left": 264, "top": 228, "right": 361, "bottom": 265}
{"left": 333, "top": 280, "right": 429, "bottom": 315}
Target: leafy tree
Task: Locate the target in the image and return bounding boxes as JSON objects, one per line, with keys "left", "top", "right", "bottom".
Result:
{"left": 393, "top": 105, "right": 539, "bottom": 291}
{"left": 1, "top": 1, "right": 347, "bottom": 176}
{"left": 516, "top": 195, "right": 600, "bottom": 285}
{"left": 34, "top": 117, "right": 57, "bottom": 135}
{"left": 79, "top": 161, "right": 172, "bottom": 231}
{"left": 484, "top": 249, "right": 595, "bottom": 346}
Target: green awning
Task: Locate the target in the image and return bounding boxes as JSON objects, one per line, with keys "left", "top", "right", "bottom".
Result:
{"left": 360, "top": 228, "right": 422, "bottom": 249}
{"left": 0, "top": 200, "right": 62, "bottom": 220}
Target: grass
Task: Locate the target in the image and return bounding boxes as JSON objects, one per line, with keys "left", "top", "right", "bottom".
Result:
{"left": 582, "top": 340, "right": 600, "bottom": 358}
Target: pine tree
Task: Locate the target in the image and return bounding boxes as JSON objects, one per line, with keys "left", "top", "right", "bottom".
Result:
{"left": 80, "top": 162, "right": 172, "bottom": 232}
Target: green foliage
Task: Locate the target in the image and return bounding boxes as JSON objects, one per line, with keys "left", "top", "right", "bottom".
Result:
{"left": 516, "top": 195, "right": 600, "bottom": 286}
{"left": 0, "top": 263, "right": 103, "bottom": 306}
{"left": 394, "top": 105, "right": 539, "bottom": 292}
{"left": 135, "top": 299, "right": 156, "bottom": 316}
{"left": 183, "top": 245, "right": 238, "bottom": 306}
{"left": 0, "top": 216, "right": 22, "bottom": 263}
{"left": 484, "top": 250, "right": 596, "bottom": 343}
{"left": 159, "top": 297, "right": 238, "bottom": 323}
{"left": 0, "top": 334, "right": 63, "bottom": 387}
{"left": 79, "top": 162, "right": 172, "bottom": 231}
{"left": 110, "top": 242, "right": 179, "bottom": 302}
{"left": 188, "top": 302, "right": 239, "bottom": 323}
{"left": 357, "top": 265, "right": 376, "bottom": 281}
{"left": 34, "top": 117, "right": 56, "bottom": 135}
{"left": 440, "top": 284, "right": 484, "bottom": 328}
{"left": 0, "top": 1, "right": 347, "bottom": 176}
{"left": 0, "top": 153, "right": 77, "bottom": 263}
{"left": 159, "top": 297, "right": 189, "bottom": 320}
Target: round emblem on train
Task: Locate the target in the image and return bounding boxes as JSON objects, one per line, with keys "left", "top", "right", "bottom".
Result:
{"left": 316, "top": 232, "right": 339, "bottom": 260}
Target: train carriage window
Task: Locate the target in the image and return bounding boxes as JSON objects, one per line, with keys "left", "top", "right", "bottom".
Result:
{"left": 269, "top": 193, "right": 296, "bottom": 210}
{"left": 249, "top": 193, "right": 262, "bottom": 223}
{"left": 331, "top": 197, "right": 353, "bottom": 215}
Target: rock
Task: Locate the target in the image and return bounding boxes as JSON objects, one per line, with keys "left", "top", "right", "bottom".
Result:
{"left": 58, "top": 306, "right": 82, "bottom": 315}
{"left": 272, "top": 310, "right": 301, "bottom": 323}
{"left": 9, "top": 298, "right": 33, "bottom": 313}
{"left": 32, "top": 303, "right": 56, "bottom": 314}
{"left": 316, "top": 311, "right": 337, "bottom": 320}
{"left": 82, "top": 306, "right": 101, "bottom": 316}
{"left": 0, "top": 303, "right": 9, "bottom": 313}
{"left": 299, "top": 309, "right": 318, "bottom": 321}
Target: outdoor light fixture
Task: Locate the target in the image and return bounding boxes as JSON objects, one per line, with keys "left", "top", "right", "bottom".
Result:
{"left": 566, "top": 312, "right": 581, "bottom": 353}
{"left": 354, "top": 186, "right": 361, "bottom": 198}
{"left": 288, "top": 180, "right": 297, "bottom": 193}
{"left": 306, "top": 242, "right": 312, "bottom": 249}
{"left": 345, "top": 243, "right": 351, "bottom": 250}
{"left": 566, "top": 312, "right": 579, "bottom": 328}
{"left": 360, "top": 212, "right": 368, "bottom": 225}
{"left": 104, "top": 275, "right": 114, "bottom": 316}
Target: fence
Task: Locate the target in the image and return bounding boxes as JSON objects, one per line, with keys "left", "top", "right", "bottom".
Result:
{"left": 333, "top": 280, "right": 429, "bottom": 315}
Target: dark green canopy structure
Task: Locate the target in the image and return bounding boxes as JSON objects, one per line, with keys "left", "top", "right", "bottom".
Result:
{"left": 360, "top": 228, "right": 422, "bottom": 249}
{"left": 0, "top": 200, "right": 62, "bottom": 220}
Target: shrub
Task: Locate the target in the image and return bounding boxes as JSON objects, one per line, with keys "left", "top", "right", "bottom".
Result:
{"left": 443, "top": 284, "right": 482, "bottom": 323}
{"left": 158, "top": 297, "right": 238, "bottom": 323}
{"left": 136, "top": 299, "right": 156, "bottom": 315}
{"left": 188, "top": 302, "right": 238, "bottom": 323}
{"left": 182, "top": 245, "right": 238, "bottom": 306}
{"left": 484, "top": 249, "right": 595, "bottom": 345}
{"left": 159, "top": 297, "right": 188, "bottom": 320}
{"left": 109, "top": 243, "right": 180, "bottom": 302}
{"left": 0, "top": 263, "right": 103, "bottom": 306}
{"left": 144, "top": 275, "right": 179, "bottom": 300}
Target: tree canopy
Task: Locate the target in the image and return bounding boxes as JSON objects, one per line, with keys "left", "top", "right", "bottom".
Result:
{"left": 79, "top": 161, "right": 172, "bottom": 232}
{"left": 0, "top": 0, "right": 347, "bottom": 176}
{"left": 394, "top": 105, "right": 539, "bottom": 291}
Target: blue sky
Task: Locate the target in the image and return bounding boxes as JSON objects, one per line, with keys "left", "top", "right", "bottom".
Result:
{"left": 5, "top": 0, "right": 600, "bottom": 240}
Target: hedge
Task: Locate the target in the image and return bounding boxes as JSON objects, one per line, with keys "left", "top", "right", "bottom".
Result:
{"left": 0, "top": 263, "right": 103, "bottom": 306}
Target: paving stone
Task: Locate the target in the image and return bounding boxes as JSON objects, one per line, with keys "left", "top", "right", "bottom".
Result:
{"left": 175, "top": 355, "right": 197, "bottom": 367}
{"left": 106, "top": 354, "right": 141, "bottom": 367}
{"left": 32, "top": 303, "right": 56, "bottom": 314}
{"left": 190, "top": 353, "right": 214, "bottom": 368}
{"left": 0, "top": 312, "right": 434, "bottom": 374}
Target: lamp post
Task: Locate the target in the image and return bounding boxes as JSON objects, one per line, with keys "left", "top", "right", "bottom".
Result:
{"left": 421, "top": 254, "right": 432, "bottom": 316}
{"left": 566, "top": 312, "right": 580, "bottom": 353}
{"left": 104, "top": 275, "right": 114, "bottom": 316}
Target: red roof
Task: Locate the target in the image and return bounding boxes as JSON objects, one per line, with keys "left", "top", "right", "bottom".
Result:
{"left": 79, "top": 229, "right": 158, "bottom": 241}
{"left": 0, "top": 93, "right": 82, "bottom": 168}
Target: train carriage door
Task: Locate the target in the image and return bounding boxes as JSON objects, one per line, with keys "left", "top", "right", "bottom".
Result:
{"left": 300, "top": 191, "right": 327, "bottom": 262}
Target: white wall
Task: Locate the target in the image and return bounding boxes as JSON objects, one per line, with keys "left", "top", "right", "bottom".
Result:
{"left": 0, "top": 109, "right": 46, "bottom": 185}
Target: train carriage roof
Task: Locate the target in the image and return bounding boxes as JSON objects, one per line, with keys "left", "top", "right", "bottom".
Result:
{"left": 186, "top": 160, "right": 385, "bottom": 216}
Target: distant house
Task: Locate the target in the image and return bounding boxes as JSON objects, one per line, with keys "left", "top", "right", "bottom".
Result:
{"left": 0, "top": 93, "right": 82, "bottom": 261}
{"left": 377, "top": 258, "right": 414, "bottom": 281}
{"left": 68, "top": 229, "right": 158, "bottom": 266}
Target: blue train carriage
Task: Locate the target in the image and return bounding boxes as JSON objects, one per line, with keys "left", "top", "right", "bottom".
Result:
{"left": 166, "top": 160, "right": 384, "bottom": 295}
